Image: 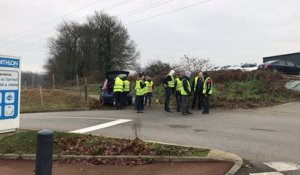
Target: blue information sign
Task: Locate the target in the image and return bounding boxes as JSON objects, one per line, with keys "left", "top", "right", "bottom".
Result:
{"left": 0, "top": 57, "right": 20, "bottom": 68}
{"left": 0, "top": 55, "right": 20, "bottom": 132}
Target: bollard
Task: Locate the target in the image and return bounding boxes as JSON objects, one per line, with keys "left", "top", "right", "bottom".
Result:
{"left": 35, "top": 129, "right": 54, "bottom": 175}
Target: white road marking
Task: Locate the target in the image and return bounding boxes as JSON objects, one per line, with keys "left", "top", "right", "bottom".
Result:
{"left": 70, "top": 119, "right": 132, "bottom": 134}
{"left": 24, "top": 116, "right": 115, "bottom": 120}
{"left": 264, "top": 162, "right": 300, "bottom": 172}
{"left": 250, "top": 173, "right": 283, "bottom": 175}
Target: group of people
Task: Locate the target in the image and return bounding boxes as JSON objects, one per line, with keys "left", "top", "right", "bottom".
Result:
{"left": 163, "top": 70, "right": 212, "bottom": 115}
{"left": 112, "top": 69, "right": 212, "bottom": 115}
{"left": 134, "top": 74, "right": 154, "bottom": 113}
{"left": 112, "top": 73, "right": 154, "bottom": 112}
{"left": 112, "top": 75, "right": 131, "bottom": 110}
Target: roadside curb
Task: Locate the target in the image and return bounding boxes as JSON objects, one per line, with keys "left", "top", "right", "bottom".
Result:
{"left": 207, "top": 149, "right": 243, "bottom": 175}
{"left": 0, "top": 149, "right": 242, "bottom": 175}
{"left": 0, "top": 153, "right": 240, "bottom": 163}
{"left": 143, "top": 140, "right": 243, "bottom": 175}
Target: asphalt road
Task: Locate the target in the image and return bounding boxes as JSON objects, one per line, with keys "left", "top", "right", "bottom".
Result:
{"left": 21, "top": 101, "right": 300, "bottom": 164}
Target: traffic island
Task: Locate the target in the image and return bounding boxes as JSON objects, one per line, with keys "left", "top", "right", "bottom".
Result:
{"left": 0, "top": 130, "right": 242, "bottom": 175}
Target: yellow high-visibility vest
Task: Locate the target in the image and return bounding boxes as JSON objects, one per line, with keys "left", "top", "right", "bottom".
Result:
{"left": 167, "top": 75, "right": 175, "bottom": 88}
{"left": 124, "top": 80, "right": 130, "bottom": 92}
{"left": 113, "top": 77, "right": 124, "bottom": 92}
{"left": 176, "top": 78, "right": 182, "bottom": 92}
{"left": 145, "top": 81, "right": 153, "bottom": 93}
{"left": 180, "top": 80, "right": 191, "bottom": 96}
{"left": 135, "top": 80, "right": 143, "bottom": 96}
{"left": 203, "top": 77, "right": 213, "bottom": 95}
{"left": 193, "top": 77, "right": 199, "bottom": 92}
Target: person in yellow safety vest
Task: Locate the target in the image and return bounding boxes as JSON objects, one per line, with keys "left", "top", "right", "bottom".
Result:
{"left": 135, "top": 73, "right": 146, "bottom": 113}
{"left": 113, "top": 75, "right": 124, "bottom": 110}
{"left": 202, "top": 71, "right": 213, "bottom": 114}
{"left": 144, "top": 76, "right": 154, "bottom": 106}
{"left": 122, "top": 77, "right": 131, "bottom": 106}
{"left": 163, "top": 69, "right": 175, "bottom": 112}
{"left": 174, "top": 73, "right": 183, "bottom": 112}
{"left": 181, "top": 71, "right": 192, "bottom": 115}
{"left": 191, "top": 71, "right": 204, "bottom": 110}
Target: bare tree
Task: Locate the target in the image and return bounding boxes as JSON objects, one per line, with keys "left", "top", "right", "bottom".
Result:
{"left": 180, "top": 55, "right": 213, "bottom": 72}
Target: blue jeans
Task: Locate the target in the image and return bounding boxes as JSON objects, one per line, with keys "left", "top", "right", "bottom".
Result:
{"left": 144, "top": 92, "right": 153, "bottom": 106}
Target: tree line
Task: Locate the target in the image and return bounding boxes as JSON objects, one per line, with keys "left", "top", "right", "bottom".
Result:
{"left": 44, "top": 11, "right": 139, "bottom": 82}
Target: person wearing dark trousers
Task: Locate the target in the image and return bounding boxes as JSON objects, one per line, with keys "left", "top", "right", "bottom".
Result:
{"left": 122, "top": 76, "right": 130, "bottom": 106}
{"left": 163, "top": 70, "right": 175, "bottom": 112}
{"left": 191, "top": 71, "right": 204, "bottom": 110}
{"left": 181, "top": 71, "right": 192, "bottom": 115}
{"left": 202, "top": 71, "right": 213, "bottom": 114}
{"left": 141, "top": 76, "right": 147, "bottom": 110}
{"left": 145, "top": 77, "right": 154, "bottom": 106}
{"left": 174, "top": 74, "right": 182, "bottom": 112}
{"left": 113, "top": 75, "right": 124, "bottom": 110}
{"left": 135, "top": 73, "right": 146, "bottom": 113}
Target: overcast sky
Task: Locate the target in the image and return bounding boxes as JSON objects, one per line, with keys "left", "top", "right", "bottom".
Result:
{"left": 1, "top": 0, "right": 300, "bottom": 72}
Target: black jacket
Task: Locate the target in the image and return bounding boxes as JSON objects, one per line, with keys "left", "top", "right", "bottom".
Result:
{"left": 191, "top": 76, "right": 203, "bottom": 93}
{"left": 182, "top": 76, "right": 191, "bottom": 95}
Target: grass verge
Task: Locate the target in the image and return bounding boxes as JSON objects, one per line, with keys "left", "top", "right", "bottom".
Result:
{"left": 0, "top": 130, "right": 210, "bottom": 157}
{"left": 21, "top": 89, "right": 99, "bottom": 113}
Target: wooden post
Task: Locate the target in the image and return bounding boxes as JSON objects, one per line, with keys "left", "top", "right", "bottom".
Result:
{"left": 40, "top": 86, "right": 44, "bottom": 106}
{"left": 84, "top": 78, "right": 88, "bottom": 101}
{"left": 76, "top": 74, "right": 79, "bottom": 89}
{"left": 24, "top": 79, "right": 27, "bottom": 90}
{"left": 31, "top": 73, "right": 34, "bottom": 88}
{"left": 52, "top": 74, "right": 55, "bottom": 89}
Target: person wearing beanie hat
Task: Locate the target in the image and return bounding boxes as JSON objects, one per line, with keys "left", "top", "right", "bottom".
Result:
{"left": 191, "top": 71, "right": 204, "bottom": 110}
{"left": 181, "top": 71, "right": 192, "bottom": 115}
{"left": 163, "top": 69, "right": 176, "bottom": 112}
{"left": 202, "top": 71, "right": 213, "bottom": 114}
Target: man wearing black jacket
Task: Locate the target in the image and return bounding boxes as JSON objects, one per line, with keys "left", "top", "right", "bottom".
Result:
{"left": 163, "top": 70, "right": 175, "bottom": 112}
{"left": 191, "top": 71, "right": 203, "bottom": 110}
{"left": 135, "top": 73, "right": 146, "bottom": 113}
{"left": 181, "top": 71, "right": 192, "bottom": 115}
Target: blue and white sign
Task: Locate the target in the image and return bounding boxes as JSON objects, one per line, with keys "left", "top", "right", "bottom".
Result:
{"left": 0, "top": 55, "right": 20, "bottom": 133}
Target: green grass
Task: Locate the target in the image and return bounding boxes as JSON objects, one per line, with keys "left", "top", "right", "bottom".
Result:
{"left": 61, "top": 84, "right": 100, "bottom": 95}
{"left": 211, "top": 77, "right": 298, "bottom": 108}
{"left": 21, "top": 89, "right": 98, "bottom": 113}
{"left": 218, "top": 78, "right": 290, "bottom": 102}
{"left": 149, "top": 77, "right": 298, "bottom": 109}
{"left": 0, "top": 131, "right": 210, "bottom": 157}
{"left": 86, "top": 84, "right": 100, "bottom": 95}
{"left": 0, "top": 131, "right": 80, "bottom": 154}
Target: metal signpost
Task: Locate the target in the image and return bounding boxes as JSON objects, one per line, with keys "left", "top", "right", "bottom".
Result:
{"left": 0, "top": 55, "right": 21, "bottom": 133}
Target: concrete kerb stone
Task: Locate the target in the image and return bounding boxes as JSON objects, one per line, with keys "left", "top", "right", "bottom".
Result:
{"left": 0, "top": 153, "right": 20, "bottom": 160}
{"left": 143, "top": 140, "right": 243, "bottom": 175}
{"left": 0, "top": 141, "right": 243, "bottom": 175}
{"left": 207, "top": 149, "right": 243, "bottom": 175}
